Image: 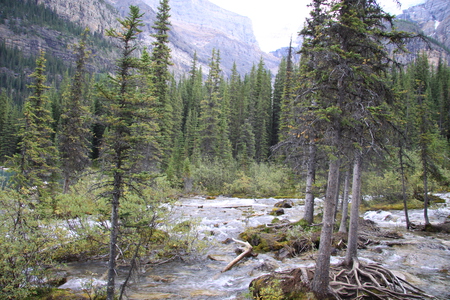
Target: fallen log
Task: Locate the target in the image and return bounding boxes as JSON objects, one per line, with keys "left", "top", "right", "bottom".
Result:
{"left": 221, "top": 238, "right": 253, "bottom": 272}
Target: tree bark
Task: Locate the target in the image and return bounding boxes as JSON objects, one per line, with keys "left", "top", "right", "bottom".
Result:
{"left": 399, "top": 147, "right": 411, "bottom": 230}
{"left": 345, "top": 152, "right": 362, "bottom": 265}
{"left": 311, "top": 157, "right": 340, "bottom": 297}
{"left": 304, "top": 143, "right": 317, "bottom": 224}
{"left": 107, "top": 171, "right": 122, "bottom": 300}
{"left": 333, "top": 167, "right": 341, "bottom": 221}
{"left": 338, "top": 168, "right": 351, "bottom": 233}
{"left": 422, "top": 160, "right": 430, "bottom": 226}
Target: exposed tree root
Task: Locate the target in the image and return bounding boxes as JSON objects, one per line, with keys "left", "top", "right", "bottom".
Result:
{"left": 328, "top": 258, "right": 435, "bottom": 300}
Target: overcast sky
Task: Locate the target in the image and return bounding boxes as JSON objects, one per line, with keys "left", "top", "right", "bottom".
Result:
{"left": 208, "top": 0, "right": 426, "bottom": 52}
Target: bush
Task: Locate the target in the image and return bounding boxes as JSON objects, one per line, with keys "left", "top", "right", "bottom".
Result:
{"left": 191, "top": 158, "right": 238, "bottom": 194}
{"left": 0, "top": 190, "right": 63, "bottom": 299}
{"left": 225, "top": 162, "right": 293, "bottom": 197}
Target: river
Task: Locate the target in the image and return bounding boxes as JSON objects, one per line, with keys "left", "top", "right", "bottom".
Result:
{"left": 58, "top": 195, "right": 450, "bottom": 299}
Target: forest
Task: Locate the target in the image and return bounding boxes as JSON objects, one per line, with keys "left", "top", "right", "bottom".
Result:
{"left": 0, "top": 0, "right": 450, "bottom": 299}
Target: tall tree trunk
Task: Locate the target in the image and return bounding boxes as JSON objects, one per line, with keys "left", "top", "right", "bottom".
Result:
{"left": 333, "top": 167, "right": 341, "bottom": 221}
{"left": 338, "top": 168, "right": 351, "bottom": 233}
{"left": 311, "top": 158, "right": 340, "bottom": 297}
{"left": 304, "top": 143, "right": 317, "bottom": 224}
{"left": 423, "top": 159, "right": 430, "bottom": 226}
{"left": 399, "top": 147, "right": 411, "bottom": 230}
{"left": 345, "top": 152, "right": 362, "bottom": 265}
{"left": 107, "top": 171, "right": 122, "bottom": 300}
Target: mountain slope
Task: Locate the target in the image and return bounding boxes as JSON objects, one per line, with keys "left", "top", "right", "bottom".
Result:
{"left": 394, "top": 0, "right": 450, "bottom": 64}
{"left": 108, "top": 0, "right": 279, "bottom": 76}
{"left": 0, "top": 0, "right": 279, "bottom": 81}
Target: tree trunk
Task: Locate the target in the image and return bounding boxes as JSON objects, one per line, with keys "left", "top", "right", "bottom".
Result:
{"left": 399, "top": 147, "right": 411, "bottom": 230}
{"left": 345, "top": 152, "right": 362, "bottom": 265}
{"left": 333, "top": 167, "right": 341, "bottom": 221}
{"left": 311, "top": 158, "right": 340, "bottom": 297}
{"left": 423, "top": 160, "right": 430, "bottom": 226}
{"left": 107, "top": 171, "right": 122, "bottom": 300}
{"left": 304, "top": 143, "right": 317, "bottom": 224}
{"left": 338, "top": 168, "right": 351, "bottom": 233}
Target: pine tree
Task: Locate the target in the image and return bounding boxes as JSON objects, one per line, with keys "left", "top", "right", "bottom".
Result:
{"left": 293, "top": 0, "right": 412, "bottom": 296}
{"left": 409, "top": 53, "right": 447, "bottom": 227}
{"left": 58, "top": 29, "right": 92, "bottom": 193}
{"left": 8, "top": 50, "right": 59, "bottom": 197}
{"left": 271, "top": 57, "right": 287, "bottom": 147}
{"left": 198, "top": 49, "right": 223, "bottom": 159}
{"left": 151, "top": 0, "right": 173, "bottom": 166}
{"left": 98, "top": 6, "right": 158, "bottom": 298}
{"left": 0, "top": 90, "right": 18, "bottom": 162}
{"left": 252, "top": 58, "right": 272, "bottom": 161}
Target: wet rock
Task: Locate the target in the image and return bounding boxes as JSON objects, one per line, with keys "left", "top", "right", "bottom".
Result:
{"left": 207, "top": 254, "right": 232, "bottom": 261}
{"left": 270, "top": 208, "right": 285, "bottom": 216}
{"left": 277, "top": 247, "right": 291, "bottom": 260}
{"left": 274, "top": 199, "right": 294, "bottom": 208}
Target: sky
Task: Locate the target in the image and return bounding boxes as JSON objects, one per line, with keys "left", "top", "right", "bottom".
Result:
{"left": 208, "top": 0, "right": 426, "bottom": 52}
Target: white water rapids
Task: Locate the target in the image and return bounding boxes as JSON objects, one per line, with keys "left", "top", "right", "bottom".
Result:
{"left": 57, "top": 195, "right": 450, "bottom": 299}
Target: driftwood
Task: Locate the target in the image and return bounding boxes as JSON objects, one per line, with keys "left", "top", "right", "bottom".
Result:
{"left": 221, "top": 238, "right": 253, "bottom": 272}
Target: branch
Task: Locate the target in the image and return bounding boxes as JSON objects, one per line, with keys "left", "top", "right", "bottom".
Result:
{"left": 221, "top": 239, "right": 253, "bottom": 272}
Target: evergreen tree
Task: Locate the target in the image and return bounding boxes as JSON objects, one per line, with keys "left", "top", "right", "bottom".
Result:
{"left": 151, "top": 0, "right": 173, "bottom": 166}
{"left": 271, "top": 56, "right": 287, "bottom": 147}
{"left": 98, "top": 6, "right": 158, "bottom": 298}
{"left": 8, "top": 50, "right": 59, "bottom": 197}
{"left": 293, "top": 0, "right": 412, "bottom": 296}
{"left": 0, "top": 90, "right": 19, "bottom": 162}
{"left": 228, "top": 62, "right": 245, "bottom": 157}
{"left": 252, "top": 58, "right": 272, "bottom": 161}
{"left": 198, "top": 49, "right": 223, "bottom": 159}
{"left": 58, "top": 29, "right": 92, "bottom": 193}
{"left": 409, "top": 54, "right": 447, "bottom": 226}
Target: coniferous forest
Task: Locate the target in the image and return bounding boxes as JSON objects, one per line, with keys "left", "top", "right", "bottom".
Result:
{"left": 1, "top": 0, "right": 450, "bottom": 299}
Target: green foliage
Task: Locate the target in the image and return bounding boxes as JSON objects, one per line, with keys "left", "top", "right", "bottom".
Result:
{"left": 255, "top": 279, "right": 284, "bottom": 300}
{"left": 8, "top": 50, "right": 59, "bottom": 196}
{"left": 58, "top": 30, "right": 93, "bottom": 192}
{"left": 0, "top": 189, "right": 64, "bottom": 299}
{"left": 224, "top": 162, "right": 293, "bottom": 197}
{"left": 190, "top": 158, "right": 237, "bottom": 194}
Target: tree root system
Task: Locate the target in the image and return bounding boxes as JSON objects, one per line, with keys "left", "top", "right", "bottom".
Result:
{"left": 250, "top": 259, "right": 436, "bottom": 300}
{"left": 329, "top": 259, "right": 435, "bottom": 300}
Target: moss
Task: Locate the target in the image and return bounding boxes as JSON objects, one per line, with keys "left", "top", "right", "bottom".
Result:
{"left": 250, "top": 269, "right": 319, "bottom": 300}
{"left": 24, "top": 288, "right": 89, "bottom": 300}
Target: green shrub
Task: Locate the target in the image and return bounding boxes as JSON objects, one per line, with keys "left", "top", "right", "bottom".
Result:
{"left": 225, "top": 162, "right": 293, "bottom": 197}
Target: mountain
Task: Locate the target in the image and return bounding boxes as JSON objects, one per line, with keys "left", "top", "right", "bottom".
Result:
{"left": 108, "top": 0, "right": 280, "bottom": 76}
{"left": 394, "top": 0, "right": 450, "bottom": 64}
{"left": 267, "top": 0, "right": 450, "bottom": 66}
{"left": 0, "top": 0, "right": 279, "bottom": 79}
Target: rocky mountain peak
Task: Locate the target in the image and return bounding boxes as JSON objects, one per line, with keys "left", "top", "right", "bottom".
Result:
{"left": 125, "top": 0, "right": 275, "bottom": 76}
{"left": 397, "top": 0, "right": 450, "bottom": 52}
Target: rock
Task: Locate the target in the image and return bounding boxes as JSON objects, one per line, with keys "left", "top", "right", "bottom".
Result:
{"left": 270, "top": 208, "right": 285, "bottom": 216}
{"left": 277, "top": 247, "right": 291, "bottom": 260}
{"left": 274, "top": 199, "right": 294, "bottom": 208}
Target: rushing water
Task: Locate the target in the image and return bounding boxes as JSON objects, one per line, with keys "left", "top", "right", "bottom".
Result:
{"left": 58, "top": 196, "right": 450, "bottom": 299}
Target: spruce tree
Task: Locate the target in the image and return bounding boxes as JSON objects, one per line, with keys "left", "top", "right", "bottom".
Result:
{"left": 409, "top": 54, "right": 447, "bottom": 227}
{"left": 58, "top": 29, "right": 92, "bottom": 193}
{"left": 292, "top": 0, "right": 412, "bottom": 296}
{"left": 252, "top": 58, "right": 272, "bottom": 161}
{"left": 0, "top": 90, "right": 19, "bottom": 162}
{"left": 151, "top": 0, "right": 173, "bottom": 166}
{"left": 98, "top": 6, "right": 158, "bottom": 299}
{"left": 198, "top": 49, "right": 223, "bottom": 159}
{"left": 9, "top": 50, "right": 58, "bottom": 197}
